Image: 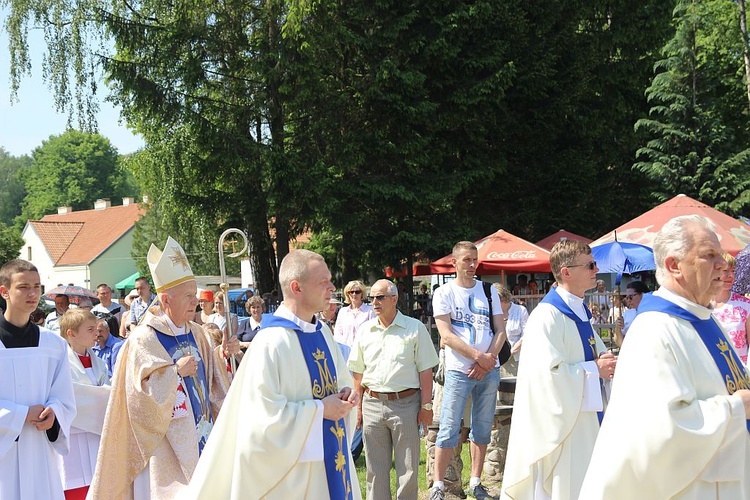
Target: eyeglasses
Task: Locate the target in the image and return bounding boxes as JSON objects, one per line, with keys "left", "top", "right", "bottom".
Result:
{"left": 348, "top": 290, "right": 362, "bottom": 295}
{"left": 368, "top": 294, "right": 394, "bottom": 301}
{"left": 625, "top": 292, "right": 640, "bottom": 299}
{"left": 566, "top": 261, "right": 597, "bottom": 270}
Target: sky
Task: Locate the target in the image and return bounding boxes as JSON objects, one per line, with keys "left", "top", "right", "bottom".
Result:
{"left": 0, "top": 17, "right": 145, "bottom": 157}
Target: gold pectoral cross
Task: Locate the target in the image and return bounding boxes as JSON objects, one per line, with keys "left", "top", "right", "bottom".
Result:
{"left": 588, "top": 336, "right": 597, "bottom": 358}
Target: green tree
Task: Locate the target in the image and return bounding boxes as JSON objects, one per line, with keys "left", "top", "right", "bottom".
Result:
{"left": 634, "top": 0, "right": 750, "bottom": 215}
{"left": 0, "top": 147, "right": 30, "bottom": 225}
{"left": 18, "top": 130, "right": 127, "bottom": 222}
{"left": 0, "top": 222, "right": 24, "bottom": 266}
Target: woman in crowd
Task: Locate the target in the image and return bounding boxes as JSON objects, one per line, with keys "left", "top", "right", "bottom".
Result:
{"left": 209, "top": 290, "right": 239, "bottom": 335}
{"left": 712, "top": 252, "right": 750, "bottom": 365}
{"left": 194, "top": 290, "right": 215, "bottom": 325}
{"left": 495, "top": 284, "right": 529, "bottom": 376}
{"left": 333, "top": 280, "right": 373, "bottom": 348}
{"left": 237, "top": 296, "right": 265, "bottom": 350}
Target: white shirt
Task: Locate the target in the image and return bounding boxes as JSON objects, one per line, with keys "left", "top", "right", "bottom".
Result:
{"left": 432, "top": 280, "right": 501, "bottom": 373}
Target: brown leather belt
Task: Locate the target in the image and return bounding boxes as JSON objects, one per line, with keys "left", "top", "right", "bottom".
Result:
{"left": 364, "top": 387, "right": 419, "bottom": 401}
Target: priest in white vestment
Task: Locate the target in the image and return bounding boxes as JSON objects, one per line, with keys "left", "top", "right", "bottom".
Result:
{"left": 88, "top": 237, "right": 234, "bottom": 499}
{"left": 188, "top": 249, "right": 362, "bottom": 500}
{"left": 501, "top": 240, "right": 617, "bottom": 500}
{"left": 580, "top": 215, "right": 750, "bottom": 499}
{"left": 0, "top": 259, "right": 76, "bottom": 500}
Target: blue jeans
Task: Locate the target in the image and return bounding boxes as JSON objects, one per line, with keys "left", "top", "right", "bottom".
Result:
{"left": 436, "top": 368, "right": 500, "bottom": 448}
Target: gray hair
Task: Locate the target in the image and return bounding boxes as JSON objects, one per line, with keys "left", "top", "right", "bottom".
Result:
{"left": 372, "top": 279, "right": 398, "bottom": 298}
{"left": 278, "top": 249, "right": 325, "bottom": 299}
{"left": 653, "top": 215, "right": 715, "bottom": 284}
{"left": 493, "top": 283, "right": 513, "bottom": 303}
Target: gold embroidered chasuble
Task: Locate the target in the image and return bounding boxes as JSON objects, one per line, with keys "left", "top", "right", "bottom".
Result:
{"left": 89, "top": 312, "right": 230, "bottom": 499}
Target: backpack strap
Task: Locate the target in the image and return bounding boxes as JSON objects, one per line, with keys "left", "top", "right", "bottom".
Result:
{"left": 482, "top": 281, "right": 495, "bottom": 335}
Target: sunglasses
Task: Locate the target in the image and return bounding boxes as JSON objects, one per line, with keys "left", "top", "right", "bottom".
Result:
{"left": 368, "top": 294, "right": 393, "bottom": 301}
{"left": 348, "top": 290, "right": 362, "bottom": 295}
{"left": 625, "top": 293, "right": 640, "bottom": 299}
{"left": 567, "top": 261, "right": 597, "bottom": 270}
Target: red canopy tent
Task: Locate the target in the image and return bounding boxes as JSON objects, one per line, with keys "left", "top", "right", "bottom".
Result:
{"left": 591, "top": 194, "right": 750, "bottom": 256}
{"left": 536, "top": 229, "right": 593, "bottom": 251}
{"left": 418, "top": 229, "right": 552, "bottom": 275}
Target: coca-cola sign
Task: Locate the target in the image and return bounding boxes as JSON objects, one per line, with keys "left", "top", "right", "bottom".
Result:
{"left": 486, "top": 251, "right": 537, "bottom": 260}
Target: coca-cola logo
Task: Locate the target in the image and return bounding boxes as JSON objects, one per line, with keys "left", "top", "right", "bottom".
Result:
{"left": 486, "top": 251, "right": 537, "bottom": 260}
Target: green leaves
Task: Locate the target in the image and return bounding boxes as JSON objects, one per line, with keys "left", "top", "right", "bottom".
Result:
{"left": 18, "top": 130, "right": 124, "bottom": 222}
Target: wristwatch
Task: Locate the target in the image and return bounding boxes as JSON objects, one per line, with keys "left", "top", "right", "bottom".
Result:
{"left": 421, "top": 402, "right": 433, "bottom": 411}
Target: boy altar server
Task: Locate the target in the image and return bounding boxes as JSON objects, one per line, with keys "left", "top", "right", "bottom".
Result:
{"left": 0, "top": 259, "right": 76, "bottom": 499}
{"left": 89, "top": 237, "right": 235, "bottom": 498}
{"left": 58, "top": 308, "right": 110, "bottom": 500}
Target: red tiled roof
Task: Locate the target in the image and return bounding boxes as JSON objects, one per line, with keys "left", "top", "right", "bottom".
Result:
{"left": 32, "top": 204, "right": 143, "bottom": 265}
{"left": 31, "top": 221, "right": 84, "bottom": 262}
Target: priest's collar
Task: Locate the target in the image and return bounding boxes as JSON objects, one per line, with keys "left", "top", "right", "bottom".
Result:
{"left": 555, "top": 285, "right": 588, "bottom": 321}
{"left": 164, "top": 313, "right": 186, "bottom": 335}
{"left": 654, "top": 287, "right": 713, "bottom": 320}
{"left": 274, "top": 304, "right": 319, "bottom": 333}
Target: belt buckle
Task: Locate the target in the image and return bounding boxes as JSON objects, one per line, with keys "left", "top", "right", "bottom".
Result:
{"left": 377, "top": 392, "right": 388, "bottom": 401}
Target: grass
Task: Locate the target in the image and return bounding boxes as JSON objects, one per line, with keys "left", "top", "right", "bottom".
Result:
{"left": 354, "top": 439, "right": 473, "bottom": 497}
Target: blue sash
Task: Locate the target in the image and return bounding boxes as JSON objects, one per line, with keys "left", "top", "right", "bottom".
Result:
{"left": 541, "top": 288, "right": 603, "bottom": 423}
{"left": 263, "top": 314, "right": 354, "bottom": 500}
{"left": 154, "top": 329, "right": 213, "bottom": 454}
{"left": 638, "top": 294, "right": 750, "bottom": 432}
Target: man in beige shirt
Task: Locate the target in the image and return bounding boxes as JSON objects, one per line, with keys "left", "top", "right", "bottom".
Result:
{"left": 349, "top": 279, "right": 439, "bottom": 500}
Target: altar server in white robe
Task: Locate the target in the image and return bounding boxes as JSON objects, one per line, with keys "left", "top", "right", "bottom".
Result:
{"left": 501, "top": 240, "right": 617, "bottom": 500}
{"left": 58, "top": 308, "right": 110, "bottom": 499}
{"left": 580, "top": 215, "right": 750, "bottom": 499}
{"left": 0, "top": 259, "right": 76, "bottom": 500}
{"left": 188, "top": 249, "right": 362, "bottom": 500}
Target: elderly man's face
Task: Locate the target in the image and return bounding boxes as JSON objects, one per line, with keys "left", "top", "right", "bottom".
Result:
{"left": 675, "top": 226, "right": 726, "bottom": 306}
{"left": 95, "top": 321, "right": 110, "bottom": 347}
{"left": 163, "top": 280, "right": 199, "bottom": 327}
{"left": 370, "top": 282, "right": 398, "bottom": 319}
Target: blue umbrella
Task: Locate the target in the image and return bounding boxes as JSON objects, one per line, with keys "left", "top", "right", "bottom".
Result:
{"left": 591, "top": 241, "right": 655, "bottom": 276}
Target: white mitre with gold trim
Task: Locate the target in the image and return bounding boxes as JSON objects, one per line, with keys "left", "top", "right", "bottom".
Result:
{"left": 147, "top": 236, "right": 195, "bottom": 293}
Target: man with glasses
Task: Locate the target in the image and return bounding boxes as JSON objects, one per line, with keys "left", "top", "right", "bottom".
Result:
{"left": 349, "top": 279, "right": 438, "bottom": 499}
{"left": 501, "top": 240, "right": 616, "bottom": 500}
{"left": 620, "top": 280, "right": 648, "bottom": 339}
{"left": 430, "top": 241, "right": 507, "bottom": 500}
{"left": 580, "top": 215, "right": 750, "bottom": 499}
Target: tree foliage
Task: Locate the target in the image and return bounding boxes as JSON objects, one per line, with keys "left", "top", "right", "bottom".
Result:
{"left": 0, "top": 222, "right": 24, "bottom": 266}
{"left": 634, "top": 0, "right": 750, "bottom": 215}
{"left": 18, "top": 129, "right": 127, "bottom": 222}
{"left": 5, "top": 0, "right": 749, "bottom": 284}
{"left": 0, "top": 147, "right": 30, "bottom": 227}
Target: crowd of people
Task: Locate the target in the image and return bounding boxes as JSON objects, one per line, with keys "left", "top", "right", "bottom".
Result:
{"left": 2, "top": 215, "right": 750, "bottom": 499}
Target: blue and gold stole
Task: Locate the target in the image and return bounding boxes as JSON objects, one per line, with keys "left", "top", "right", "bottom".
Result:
{"left": 263, "top": 314, "right": 354, "bottom": 500}
{"left": 638, "top": 294, "right": 750, "bottom": 432}
{"left": 154, "top": 329, "right": 213, "bottom": 453}
{"left": 540, "top": 287, "right": 603, "bottom": 422}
